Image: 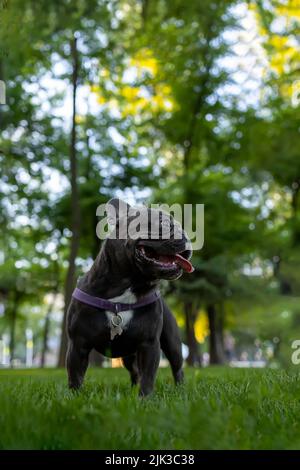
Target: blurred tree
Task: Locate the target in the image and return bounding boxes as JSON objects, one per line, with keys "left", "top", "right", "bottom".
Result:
{"left": 233, "top": 0, "right": 300, "bottom": 297}
{"left": 89, "top": 0, "right": 263, "bottom": 365}
{"left": 2, "top": 0, "right": 299, "bottom": 371}
{"left": 142, "top": 0, "right": 253, "bottom": 364}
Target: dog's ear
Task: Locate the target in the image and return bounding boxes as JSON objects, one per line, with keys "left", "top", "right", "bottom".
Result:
{"left": 106, "top": 198, "right": 131, "bottom": 226}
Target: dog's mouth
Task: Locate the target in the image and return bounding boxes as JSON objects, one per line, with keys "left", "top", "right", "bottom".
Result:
{"left": 136, "top": 244, "right": 194, "bottom": 274}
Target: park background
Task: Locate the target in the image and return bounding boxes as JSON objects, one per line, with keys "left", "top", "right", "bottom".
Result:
{"left": 3, "top": 0, "right": 300, "bottom": 451}
{"left": 1, "top": 1, "right": 300, "bottom": 373}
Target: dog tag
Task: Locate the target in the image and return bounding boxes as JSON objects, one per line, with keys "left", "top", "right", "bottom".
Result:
{"left": 110, "top": 314, "right": 123, "bottom": 340}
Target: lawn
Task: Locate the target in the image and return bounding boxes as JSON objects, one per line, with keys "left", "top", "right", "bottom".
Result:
{"left": 1, "top": 366, "right": 300, "bottom": 450}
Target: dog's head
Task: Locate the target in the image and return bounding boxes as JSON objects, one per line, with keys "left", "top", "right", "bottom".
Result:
{"left": 104, "top": 198, "right": 194, "bottom": 281}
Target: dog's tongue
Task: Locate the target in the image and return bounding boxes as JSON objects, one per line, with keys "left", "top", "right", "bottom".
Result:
{"left": 174, "top": 254, "right": 194, "bottom": 273}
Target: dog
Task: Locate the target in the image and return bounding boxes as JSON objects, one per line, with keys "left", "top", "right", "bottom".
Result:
{"left": 66, "top": 199, "right": 194, "bottom": 396}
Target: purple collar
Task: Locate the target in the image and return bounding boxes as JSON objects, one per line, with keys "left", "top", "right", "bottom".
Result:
{"left": 72, "top": 287, "right": 161, "bottom": 314}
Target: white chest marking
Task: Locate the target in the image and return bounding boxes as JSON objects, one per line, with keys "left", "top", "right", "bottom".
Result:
{"left": 105, "top": 289, "right": 137, "bottom": 329}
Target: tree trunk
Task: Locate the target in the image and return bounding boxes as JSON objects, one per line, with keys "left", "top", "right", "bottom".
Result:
{"left": 0, "top": 59, "right": 5, "bottom": 140}
{"left": 184, "top": 301, "right": 201, "bottom": 366}
{"left": 41, "top": 291, "right": 57, "bottom": 368}
{"left": 207, "top": 304, "right": 225, "bottom": 365}
{"left": 272, "top": 255, "right": 292, "bottom": 295}
{"left": 84, "top": 123, "right": 100, "bottom": 260}
{"left": 180, "top": 37, "right": 214, "bottom": 367}
{"left": 9, "top": 290, "right": 19, "bottom": 367}
{"left": 141, "top": 0, "right": 149, "bottom": 23}
{"left": 58, "top": 34, "right": 80, "bottom": 367}
{"left": 292, "top": 179, "right": 300, "bottom": 246}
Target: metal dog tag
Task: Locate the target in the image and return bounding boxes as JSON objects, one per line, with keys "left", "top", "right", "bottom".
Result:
{"left": 110, "top": 313, "right": 123, "bottom": 340}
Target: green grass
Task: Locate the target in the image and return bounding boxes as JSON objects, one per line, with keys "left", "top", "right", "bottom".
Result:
{"left": 1, "top": 366, "right": 300, "bottom": 449}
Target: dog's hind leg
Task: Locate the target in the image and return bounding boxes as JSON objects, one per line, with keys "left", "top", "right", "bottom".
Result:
{"left": 160, "top": 300, "right": 184, "bottom": 385}
{"left": 122, "top": 354, "right": 140, "bottom": 386}
{"left": 66, "top": 339, "right": 91, "bottom": 390}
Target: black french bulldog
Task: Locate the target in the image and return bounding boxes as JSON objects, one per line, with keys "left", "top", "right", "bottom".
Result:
{"left": 66, "top": 199, "right": 194, "bottom": 396}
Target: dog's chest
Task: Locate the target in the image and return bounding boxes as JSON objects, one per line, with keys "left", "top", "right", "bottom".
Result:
{"left": 105, "top": 289, "right": 136, "bottom": 329}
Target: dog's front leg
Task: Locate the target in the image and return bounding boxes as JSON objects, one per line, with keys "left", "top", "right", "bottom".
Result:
{"left": 66, "top": 340, "right": 90, "bottom": 390}
{"left": 137, "top": 340, "right": 160, "bottom": 397}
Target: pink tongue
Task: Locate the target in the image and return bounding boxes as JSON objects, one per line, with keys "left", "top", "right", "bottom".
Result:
{"left": 174, "top": 254, "right": 194, "bottom": 273}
